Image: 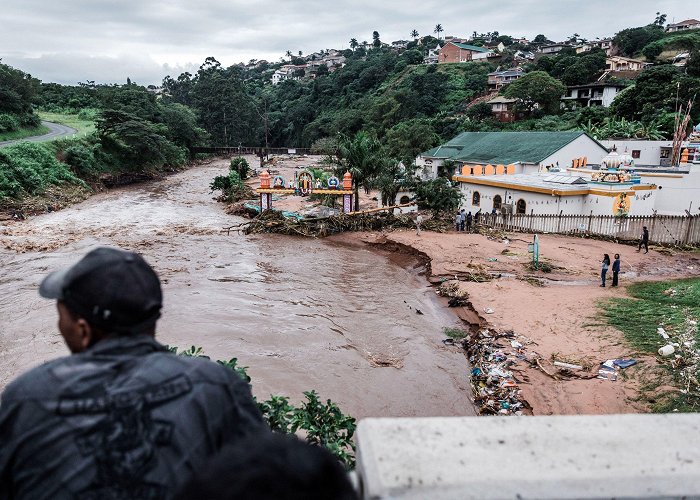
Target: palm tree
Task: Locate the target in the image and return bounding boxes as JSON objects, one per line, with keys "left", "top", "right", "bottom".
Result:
{"left": 410, "top": 29, "right": 419, "bottom": 40}
{"left": 337, "top": 131, "right": 383, "bottom": 211}
{"left": 349, "top": 38, "right": 359, "bottom": 51}
{"left": 434, "top": 24, "right": 444, "bottom": 40}
{"left": 361, "top": 41, "right": 369, "bottom": 50}
{"left": 298, "top": 50, "right": 303, "bottom": 57}
{"left": 285, "top": 50, "right": 293, "bottom": 62}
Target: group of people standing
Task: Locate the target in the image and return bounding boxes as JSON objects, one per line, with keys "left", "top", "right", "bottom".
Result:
{"left": 600, "top": 226, "right": 650, "bottom": 287}
{"left": 454, "top": 209, "right": 478, "bottom": 232}
{"left": 600, "top": 253, "right": 621, "bottom": 287}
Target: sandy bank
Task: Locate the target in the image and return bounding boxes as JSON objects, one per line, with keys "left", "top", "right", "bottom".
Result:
{"left": 331, "top": 228, "right": 699, "bottom": 416}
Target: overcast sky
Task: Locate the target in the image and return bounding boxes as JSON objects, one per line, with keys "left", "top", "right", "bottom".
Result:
{"left": 0, "top": 0, "right": 689, "bottom": 86}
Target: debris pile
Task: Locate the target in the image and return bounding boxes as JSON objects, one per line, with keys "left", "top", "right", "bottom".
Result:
{"left": 225, "top": 210, "right": 452, "bottom": 237}
{"left": 462, "top": 328, "right": 533, "bottom": 416}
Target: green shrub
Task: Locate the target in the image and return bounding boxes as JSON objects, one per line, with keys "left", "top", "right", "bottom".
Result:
{"left": 0, "top": 142, "right": 82, "bottom": 199}
{"left": 230, "top": 156, "right": 250, "bottom": 180}
{"left": 0, "top": 113, "right": 20, "bottom": 132}
{"left": 64, "top": 144, "right": 99, "bottom": 175}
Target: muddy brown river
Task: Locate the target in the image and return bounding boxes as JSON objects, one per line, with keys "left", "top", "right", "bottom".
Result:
{"left": 0, "top": 160, "right": 475, "bottom": 419}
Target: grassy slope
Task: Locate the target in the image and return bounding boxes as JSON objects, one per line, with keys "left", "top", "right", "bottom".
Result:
{"left": 600, "top": 278, "right": 700, "bottom": 412}
{"left": 38, "top": 111, "right": 96, "bottom": 137}
{"left": 0, "top": 124, "right": 50, "bottom": 142}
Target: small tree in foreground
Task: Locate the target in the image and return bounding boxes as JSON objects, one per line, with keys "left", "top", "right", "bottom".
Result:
{"left": 412, "top": 177, "right": 462, "bottom": 215}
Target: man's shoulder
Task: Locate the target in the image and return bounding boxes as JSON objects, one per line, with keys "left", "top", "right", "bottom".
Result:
{"left": 157, "top": 353, "right": 244, "bottom": 386}
{"left": 1, "top": 355, "right": 74, "bottom": 402}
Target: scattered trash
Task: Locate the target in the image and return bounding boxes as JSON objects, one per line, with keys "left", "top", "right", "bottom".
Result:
{"left": 553, "top": 361, "right": 583, "bottom": 371}
{"left": 613, "top": 359, "right": 637, "bottom": 369}
{"left": 442, "top": 338, "right": 456, "bottom": 346}
{"left": 463, "top": 328, "right": 532, "bottom": 416}
{"left": 415, "top": 309, "right": 423, "bottom": 315}
{"left": 659, "top": 345, "right": 676, "bottom": 357}
{"left": 484, "top": 307, "right": 495, "bottom": 314}
{"left": 657, "top": 327, "right": 670, "bottom": 340}
{"left": 597, "top": 366, "right": 618, "bottom": 381}
{"left": 487, "top": 258, "right": 498, "bottom": 262}
{"left": 510, "top": 340, "right": 523, "bottom": 349}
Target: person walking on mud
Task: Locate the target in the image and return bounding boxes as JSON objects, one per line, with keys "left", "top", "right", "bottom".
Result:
{"left": 612, "top": 253, "right": 621, "bottom": 287}
{"left": 637, "top": 226, "right": 649, "bottom": 253}
{"left": 466, "top": 211, "right": 473, "bottom": 232}
{"left": 459, "top": 209, "right": 466, "bottom": 231}
{"left": 0, "top": 247, "right": 266, "bottom": 499}
{"left": 600, "top": 253, "right": 611, "bottom": 287}
{"left": 454, "top": 211, "right": 461, "bottom": 232}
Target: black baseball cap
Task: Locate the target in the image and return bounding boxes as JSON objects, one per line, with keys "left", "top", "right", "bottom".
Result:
{"left": 39, "top": 247, "right": 163, "bottom": 334}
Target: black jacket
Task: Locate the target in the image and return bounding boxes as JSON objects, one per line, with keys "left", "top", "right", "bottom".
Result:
{"left": 0, "top": 335, "right": 265, "bottom": 500}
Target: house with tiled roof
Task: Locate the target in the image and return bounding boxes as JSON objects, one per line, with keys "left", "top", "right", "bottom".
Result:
{"left": 666, "top": 19, "right": 700, "bottom": 32}
{"left": 438, "top": 42, "right": 491, "bottom": 63}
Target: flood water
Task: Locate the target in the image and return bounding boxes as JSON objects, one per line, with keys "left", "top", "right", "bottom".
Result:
{"left": 0, "top": 160, "right": 474, "bottom": 419}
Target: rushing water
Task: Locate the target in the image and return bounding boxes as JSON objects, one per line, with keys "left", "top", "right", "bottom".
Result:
{"left": 0, "top": 160, "right": 474, "bottom": 418}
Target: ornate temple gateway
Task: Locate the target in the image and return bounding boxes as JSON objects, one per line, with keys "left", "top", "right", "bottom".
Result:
{"left": 256, "top": 170, "right": 355, "bottom": 214}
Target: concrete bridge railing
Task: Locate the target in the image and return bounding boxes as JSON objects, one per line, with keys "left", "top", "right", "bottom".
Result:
{"left": 355, "top": 414, "right": 700, "bottom": 499}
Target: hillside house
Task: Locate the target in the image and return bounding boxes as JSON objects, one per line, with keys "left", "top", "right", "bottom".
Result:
{"left": 272, "top": 65, "right": 302, "bottom": 85}
{"left": 540, "top": 43, "right": 569, "bottom": 54}
{"left": 589, "top": 38, "right": 615, "bottom": 56}
{"left": 561, "top": 83, "right": 625, "bottom": 108}
{"left": 666, "top": 19, "right": 700, "bottom": 32}
{"left": 606, "top": 56, "right": 648, "bottom": 72}
{"left": 424, "top": 44, "right": 442, "bottom": 64}
{"left": 487, "top": 69, "right": 523, "bottom": 90}
{"left": 487, "top": 96, "right": 520, "bottom": 122}
{"left": 438, "top": 42, "right": 490, "bottom": 63}
{"left": 391, "top": 40, "right": 409, "bottom": 49}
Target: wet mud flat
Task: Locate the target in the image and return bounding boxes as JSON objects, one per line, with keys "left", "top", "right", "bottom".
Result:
{"left": 0, "top": 159, "right": 475, "bottom": 419}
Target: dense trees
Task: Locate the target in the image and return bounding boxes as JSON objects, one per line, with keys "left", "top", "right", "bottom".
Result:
{"left": 503, "top": 71, "right": 566, "bottom": 114}
{"left": 0, "top": 62, "right": 41, "bottom": 132}
{"left": 531, "top": 48, "right": 606, "bottom": 85}
{"left": 611, "top": 65, "right": 700, "bottom": 126}
{"left": 613, "top": 25, "right": 665, "bottom": 57}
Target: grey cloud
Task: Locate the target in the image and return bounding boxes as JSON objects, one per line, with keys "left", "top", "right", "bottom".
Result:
{"left": 1, "top": 0, "right": 690, "bottom": 84}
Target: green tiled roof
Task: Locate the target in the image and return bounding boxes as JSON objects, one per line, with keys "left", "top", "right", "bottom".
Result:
{"left": 451, "top": 42, "right": 490, "bottom": 53}
{"left": 421, "top": 132, "right": 604, "bottom": 165}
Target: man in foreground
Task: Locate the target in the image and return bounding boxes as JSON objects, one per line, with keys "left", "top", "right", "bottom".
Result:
{"left": 0, "top": 247, "right": 266, "bottom": 499}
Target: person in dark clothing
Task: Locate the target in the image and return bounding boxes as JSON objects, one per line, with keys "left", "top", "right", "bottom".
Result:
{"left": 612, "top": 253, "right": 621, "bottom": 287}
{"left": 460, "top": 209, "right": 466, "bottom": 231}
{"left": 474, "top": 209, "right": 482, "bottom": 225}
{"left": 174, "top": 432, "right": 358, "bottom": 500}
{"left": 638, "top": 226, "right": 649, "bottom": 253}
{"left": 0, "top": 247, "right": 266, "bottom": 500}
{"left": 601, "top": 253, "right": 611, "bottom": 287}
{"left": 466, "top": 211, "right": 473, "bottom": 232}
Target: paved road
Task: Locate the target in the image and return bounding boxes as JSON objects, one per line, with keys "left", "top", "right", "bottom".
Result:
{"left": 0, "top": 121, "right": 78, "bottom": 148}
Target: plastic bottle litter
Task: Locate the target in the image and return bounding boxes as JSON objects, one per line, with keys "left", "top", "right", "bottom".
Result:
{"left": 484, "top": 307, "right": 495, "bottom": 314}
{"left": 658, "top": 345, "right": 675, "bottom": 357}
{"left": 553, "top": 361, "right": 583, "bottom": 371}
{"left": 657, "top": 327, "right": 670, "bottom": 339}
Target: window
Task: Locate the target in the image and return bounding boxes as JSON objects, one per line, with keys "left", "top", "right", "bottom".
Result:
{"left": 516, "top": 199, "right": 527, "bottom": 214}
{"left": 632, "top": 150, "right": 641, "bottom": 159}
{"left": 399, "top": 195, "right": 410, "bottom": 204}
{"left": 493, "top": 195, "right": 502, "bottom": 210}
{"left": 472, "top": 191, "right": 480, "bottom": 206}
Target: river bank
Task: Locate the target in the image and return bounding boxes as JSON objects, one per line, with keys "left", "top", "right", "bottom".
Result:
{"left": 331, "top": 229, "right": 700, "bottom": 415}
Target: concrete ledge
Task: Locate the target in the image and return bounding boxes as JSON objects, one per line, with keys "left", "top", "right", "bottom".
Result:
{"left": 356, "top": 415, "right": 700, "bottom": 499}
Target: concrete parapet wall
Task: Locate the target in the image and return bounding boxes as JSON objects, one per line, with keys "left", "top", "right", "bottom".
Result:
{"left": 356, "top": 415, "right": 700, "bottom": 499}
